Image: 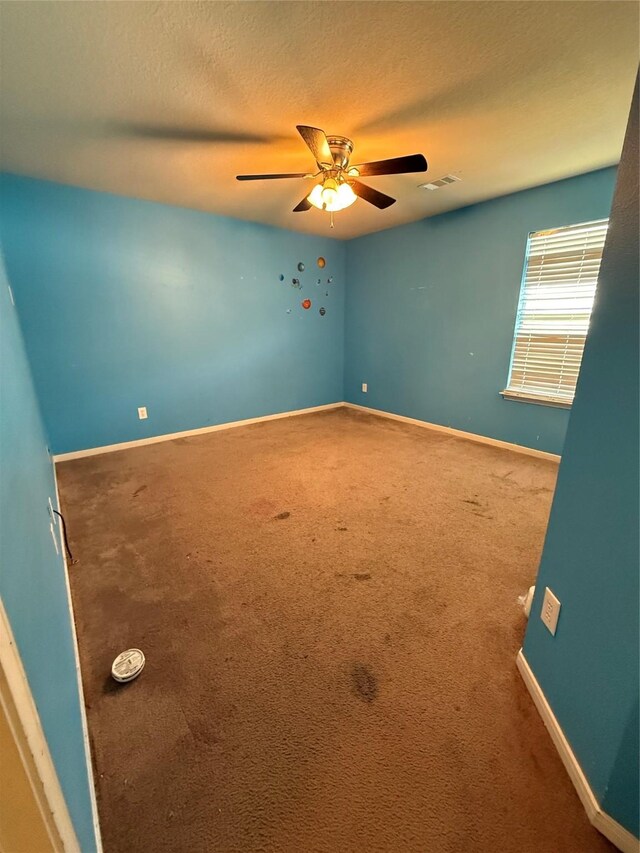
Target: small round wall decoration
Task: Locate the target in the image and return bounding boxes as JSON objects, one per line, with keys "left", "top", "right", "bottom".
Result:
{"left": 327, "top": 276, "right": 333, "bottom": 283}
{"left": 302, "top": 298, "right": 311, "bottom": 310}
{"left": 317, "top": 257, "right": 326, "bottom": 268}
{"left": 292, "top": 278, "right": 301, "bottom": 288}
{"left": 279, "top": 274, "right": 285, "bottom": 281}
{"left": 297, "top": 262, "right": 305, "bottom": 272}
{"left": 319, "top": 307, "right": 326, "bottom": 316}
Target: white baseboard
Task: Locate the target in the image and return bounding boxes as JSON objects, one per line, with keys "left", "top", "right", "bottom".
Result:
{"left": 53, "top": 402, "right": 343, "bottom": 462}
{"left": 53, "top": 401, "right": 560, "bottom": 464}
{"left": 0, "top": 597, "right": 79, "bottom": 853}
{"left": 517, "top": 650, "right": 639, "bottom": 853}
{"left": 344, "top": 402, "right": 561, "bottom": 462}
{"left": 52, "top": 464, "right": 103, "bottom": 853}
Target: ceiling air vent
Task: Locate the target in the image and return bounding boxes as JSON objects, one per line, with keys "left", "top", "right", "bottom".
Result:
{"left": 419, "top": 174, "right": 461, "bottom": 191}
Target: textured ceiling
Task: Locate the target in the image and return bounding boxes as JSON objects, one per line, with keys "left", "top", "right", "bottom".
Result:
{"left": 1, "top": 1, "right": 637, "bottom": 239}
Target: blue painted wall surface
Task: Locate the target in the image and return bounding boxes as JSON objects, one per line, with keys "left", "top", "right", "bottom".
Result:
{"left": 345, "top": 168, "right": 617, "bottom": 455}
{"left": 0, "top": 256, "right": 97, "bottom": 850}
{"left": 523, "top": 82, "right": 639, "bottom": 836}
{"left": 0, "top": 175, "right": 345, "bottom": 454}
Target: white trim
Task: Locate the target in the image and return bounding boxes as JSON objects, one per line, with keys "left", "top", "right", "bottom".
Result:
{"left": 0, "top": 666, "right": 63, "bottom": 852}
{"left": 500, "top": 389, "right": 572, "bottom": 410}
{"left": 517, "top": 650, "right": 639, "bottom": 853}
{"left": 52, "top": 403, "right": 343, "bottom": 461}
{"left": 52, "top": 402, "right": 561, "bottom": 464}
{"left": 52, "top": 463, "right": 104, "bottom": 853}
{"left": 0, "top": 598, "right": 80, "bottom": 853}
{"left": 344, "top": 403, "right": 561, "bottom": 462}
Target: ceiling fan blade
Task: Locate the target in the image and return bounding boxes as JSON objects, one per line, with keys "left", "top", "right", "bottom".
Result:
{"left": 296, "top": 125, "right": 333, "bottom": 167}
{"left": 236, "top": 173, "right": 310, "bottom": 181}
{"left": 349, "top": 180, "right": 396, "bottom": 209}
{"left": 293, "top": 196, "right": 312, "bottom": 212}
{"left": 350, "top": 154, "right": 428, "bottom": 177}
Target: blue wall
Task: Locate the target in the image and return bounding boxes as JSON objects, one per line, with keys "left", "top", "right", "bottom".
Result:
{"left": 0, "top": 175, "right": 346, "bottom": 454}
{"left": 523, "top": 81, "right": 639, "bottom": 836}
{"left": 0, "top": 256, "right": 97, "bottom": 850}
{"left": 345, "top": 168, "right": 617, "bottom": 455}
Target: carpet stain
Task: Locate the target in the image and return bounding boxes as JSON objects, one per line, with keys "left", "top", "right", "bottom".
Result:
{"left": 274, "top": 511, "right": 290, "bottom": 520}
{"left": 462, "top": 498, "right": 481, "bottom": 506}
{"left": 132, "top": 485, "right": 147, "bottom": 497}
{"left": 353, "top": 573, "right": 371, "bottom": 581}
{"left": 351, "top": 663, "right": 377, "bottom": 702}
{"left": 337, "top": 526, "right": 348, "bottom": 531}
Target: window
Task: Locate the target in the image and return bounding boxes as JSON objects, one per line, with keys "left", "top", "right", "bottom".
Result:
{"left": 502, "top": 218, "right": 608, "bottom": 407}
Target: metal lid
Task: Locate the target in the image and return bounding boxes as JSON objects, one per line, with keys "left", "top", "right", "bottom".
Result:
{"left": 111, "top": 648, "right": 145, "bottom": 683}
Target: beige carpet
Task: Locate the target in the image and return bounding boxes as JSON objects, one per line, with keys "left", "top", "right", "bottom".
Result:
{"left": 58, "top": 408, "right": 613, "bottom": 853}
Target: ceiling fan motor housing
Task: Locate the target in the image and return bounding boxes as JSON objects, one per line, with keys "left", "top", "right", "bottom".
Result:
{"left": 326, "top": 136, "right": 354, "bottom": 170}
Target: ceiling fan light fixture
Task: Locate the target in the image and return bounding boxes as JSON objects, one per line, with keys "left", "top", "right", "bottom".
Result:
{"left": 307, "top": 180, "right": 357, "bottom": 212}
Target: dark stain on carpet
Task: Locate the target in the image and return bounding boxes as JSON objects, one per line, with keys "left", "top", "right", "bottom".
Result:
{"left": 274, "top": 511, "right": 290, "bottom": 520}
{"left": 351, "top": 663, "right": 377, "bottom": 702}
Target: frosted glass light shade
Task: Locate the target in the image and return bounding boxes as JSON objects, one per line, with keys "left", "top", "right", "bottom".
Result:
{"left": 308, "top": 181, "right": 357, "bottom": 212}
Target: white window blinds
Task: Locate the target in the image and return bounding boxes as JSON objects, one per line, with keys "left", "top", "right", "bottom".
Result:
{"left": 503, "top": 218, "right": 608, "bottom": 407}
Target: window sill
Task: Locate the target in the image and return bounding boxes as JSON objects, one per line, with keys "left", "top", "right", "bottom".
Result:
{"left": 500, "top": 390, "right": 572, "bottom": 410}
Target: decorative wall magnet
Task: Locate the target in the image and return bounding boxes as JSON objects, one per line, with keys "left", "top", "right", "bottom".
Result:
{"left": 302, "top": 299, "right": 311, "bottom": 309}
{"left": 327, "top": 276, "right": 333, "bottom": 283}
{"left": 297, "top": 262, "right": 305, "bottom": 272}
{"left": 319, "top": 307, "right": 326, "bottom": 316}
{"left": 317, "top": 257, "right": 326, "bottom": 268}
{"left": 279, "top": 274, "right": 285, "bottom": 281}
{"left": 292, "top": 278, "right": 301, "bottom": 288}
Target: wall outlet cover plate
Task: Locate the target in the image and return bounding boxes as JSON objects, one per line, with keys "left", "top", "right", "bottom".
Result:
{"left": 541, "top": 586, "right": 561, "bottom": 635}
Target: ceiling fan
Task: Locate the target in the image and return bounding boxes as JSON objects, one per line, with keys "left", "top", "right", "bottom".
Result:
{"left": 236, "top": 125, "right": 427, "bottom": 224}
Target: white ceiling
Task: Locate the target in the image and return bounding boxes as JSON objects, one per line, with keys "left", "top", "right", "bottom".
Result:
{"left": 1, "top": 1, "right": 637, "bottom": 240}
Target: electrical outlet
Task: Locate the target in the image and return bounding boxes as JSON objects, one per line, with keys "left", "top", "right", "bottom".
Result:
{"left": 541, "top": 587, "right": 561, "bottom": 635}
{"left": 361, "top": 383, "right": 368, "bottom": 393}
{"left": 138, "top": 406, "right": 148, "bottom": 420}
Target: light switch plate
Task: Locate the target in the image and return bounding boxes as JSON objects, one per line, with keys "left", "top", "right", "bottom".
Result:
{"left": 361, "top": 383, "right": 368, "bottom": 393}
{"left": 541, "top": 586, "right": 561, "bottom": 636}
{"left": 138, "top": 406, "right": 148, "bottom": 420}
{"left": 49, "top": 522, "right": 59, "bottom": 555}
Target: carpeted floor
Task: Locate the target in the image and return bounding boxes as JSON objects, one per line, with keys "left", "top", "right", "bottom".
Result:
{"left": 59, "top": 408, "right": 613, "bottom": 853}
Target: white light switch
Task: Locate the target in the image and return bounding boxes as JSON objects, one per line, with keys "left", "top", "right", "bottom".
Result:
{"left": 541, "top": 587, "right": 561, "bottom": 636}
{"left": 138, "top": 407, "right": 148, "bottom": 420}
{"left": 361, "top": 383, "right": 368, "bottom": 393}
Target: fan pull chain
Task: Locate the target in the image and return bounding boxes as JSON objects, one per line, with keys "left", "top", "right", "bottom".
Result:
{"left": 330, "top": 211, "right": 334, "bottom": 229}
